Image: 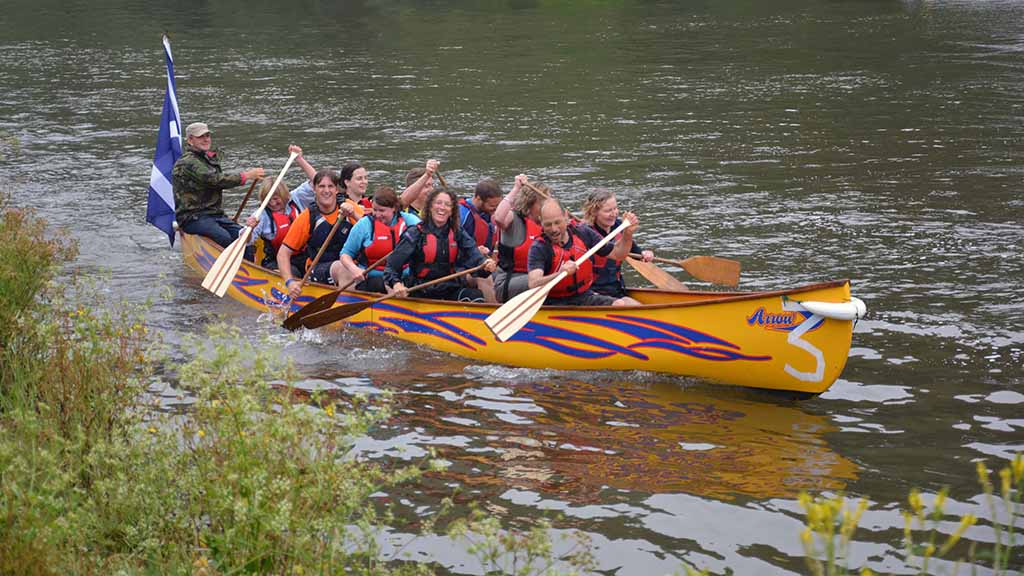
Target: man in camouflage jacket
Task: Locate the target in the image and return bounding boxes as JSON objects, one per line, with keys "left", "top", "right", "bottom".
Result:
{"left": 172, "top": 122, "right": 264, "bottom": 248}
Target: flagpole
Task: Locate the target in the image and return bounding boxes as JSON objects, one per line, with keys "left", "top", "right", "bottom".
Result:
{"left": 145, "top": 34, "right": 183, "bottom": 246}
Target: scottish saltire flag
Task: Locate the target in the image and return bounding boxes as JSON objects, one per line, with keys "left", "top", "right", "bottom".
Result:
{"left": 145, "top": 34, "right": 182, "bottom": 246}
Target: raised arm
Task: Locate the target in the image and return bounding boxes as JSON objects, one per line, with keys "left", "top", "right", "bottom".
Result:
{"left": 494, "top": 173, "right": 527, "bottom": 230}
{"left": 399, "top": 159, "right": 439, "bottom": 208}
{"left": 290, "top": 144, "right": 316, "bottom": 182}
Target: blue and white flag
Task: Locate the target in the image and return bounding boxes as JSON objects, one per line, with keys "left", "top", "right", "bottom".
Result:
{"left": 145, "top": 34, "right": 182, "bottom": 246}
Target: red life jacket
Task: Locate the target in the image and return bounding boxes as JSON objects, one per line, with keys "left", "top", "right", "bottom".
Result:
{"left": 262, "top": 200, "right": 302, "bottom": 269}
{"left": 268, "top": 207, "right": 297, "bottom": 252}
{"left": 459, "top": 198, "right": 497, "bottom": 251}
{"left": 498, "top": 214, "right": 542, "bottom": 273}
{"left": 543, "top": 229, "right": 594, "bottom": 298}
{"left": 415, "top": 224, "right": 458, "bottom": 279}
{"left": 358, "top": 215, "right": 407, "bottom": 268}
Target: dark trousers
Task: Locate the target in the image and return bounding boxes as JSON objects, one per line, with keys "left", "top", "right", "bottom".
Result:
{"left": 180, "top": 214, "right": 241, "bottom": 248}
{"left": 181, "top": 214, "right": 254, "bottom": 260}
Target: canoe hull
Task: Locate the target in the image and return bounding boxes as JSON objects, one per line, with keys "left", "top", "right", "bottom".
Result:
{"left": 182, "top": 233, "right": 859, "bottom": 395}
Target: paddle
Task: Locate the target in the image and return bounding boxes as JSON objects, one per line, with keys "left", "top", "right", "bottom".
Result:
{"left": 522, "top": 182, "right": 689, "bottom": 291}
{"left": 281, "top": 248, "right": 397, "bottom": 331}
{"left": 202, "top": 151, "right": 298, "bottom": 297}
{"left": 635, "top": 253, "right": 741, "bottom": 287}
{"left": 298, "top": 261, "right": 490, "bottom": 330}
{"left": 485, "top": 218, "right": 632, "bottom": 342}
{"left": 231, "top": 176, "right": 261, "bottom": 223}
{"left": 281, "top": 203, "right": 348, "bottom": 301}
{"left": 625, "top": 256, "right": 688, "bottom": 291}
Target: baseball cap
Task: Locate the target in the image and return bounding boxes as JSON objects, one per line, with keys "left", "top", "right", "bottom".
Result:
{"left": 185, "top": 122, "right": 211, "bottom": 138}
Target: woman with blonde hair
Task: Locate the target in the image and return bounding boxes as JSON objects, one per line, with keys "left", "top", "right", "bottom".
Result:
{"left": 245, "top": 177, "right": 304, "bottom": 275}
{"left": 580, "top": 188, "right": 654, "bottom": 299}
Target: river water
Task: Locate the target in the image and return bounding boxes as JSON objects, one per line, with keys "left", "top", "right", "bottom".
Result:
{"left": 2, "top": 0, "right": 1022, "bottom": 573}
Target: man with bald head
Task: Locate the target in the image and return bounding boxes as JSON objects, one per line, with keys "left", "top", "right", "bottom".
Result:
{"left": 526, "top": 197, "right": 641, "bottom": 306}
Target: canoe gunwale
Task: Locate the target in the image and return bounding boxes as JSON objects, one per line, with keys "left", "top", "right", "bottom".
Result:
{"left": 182, "top": 233, "right": 852, "bottom": 311}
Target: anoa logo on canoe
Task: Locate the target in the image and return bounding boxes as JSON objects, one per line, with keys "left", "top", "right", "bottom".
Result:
{"left": 746, "top": 307, "right": 800, "bottom": 331}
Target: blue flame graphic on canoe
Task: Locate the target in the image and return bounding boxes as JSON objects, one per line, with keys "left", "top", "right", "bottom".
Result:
{"left": 196, "top": 245, "right": 770, "bottom": 364}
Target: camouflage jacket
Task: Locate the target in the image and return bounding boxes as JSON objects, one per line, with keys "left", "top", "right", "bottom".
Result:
{"left": 172, "top": 143, "right": 244, "bottom": 224}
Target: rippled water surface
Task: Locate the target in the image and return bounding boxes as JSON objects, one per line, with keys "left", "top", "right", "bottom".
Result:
{"left": 2, "top": 0, "right": 1022, "bottom": 573}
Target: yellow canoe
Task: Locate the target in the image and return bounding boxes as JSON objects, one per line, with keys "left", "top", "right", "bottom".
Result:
{"left": 182, "top": 233, "right": 866, "bottom": 395}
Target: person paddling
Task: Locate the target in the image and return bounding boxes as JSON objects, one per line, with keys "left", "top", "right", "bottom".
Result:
{"left": 244, "top": 176, "right": 304, "bottom": 276}
{"left": 580, "top": 188, "right": 654, "bottom": 299}
{"left": 492, "top": 174, "right": 545, "bottom": 302}
{"left": 337, "top": 186, "right": 421, "bottom": 293}
{"left": 276, "top": 169, "right": 357, "bottom": 300}
{"left": 172, "top": 122, "right": 264, "bottom": 249}
{"left": 384, "top": 188, "right": 497, "bottom": 302}
{"left": 527, "top": 197, "right": 641, "bottom": 307}
{"left": 457, "top": 178, "right": 502, "bottom": 303}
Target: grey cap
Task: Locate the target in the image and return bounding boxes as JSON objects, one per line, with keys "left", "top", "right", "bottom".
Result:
{"left": 185, "top": 122, "right": 210, "bottom": 138}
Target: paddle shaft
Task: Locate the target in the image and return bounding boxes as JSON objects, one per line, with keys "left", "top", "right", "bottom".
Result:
{"left": 231, "top": 177, "right": 261, "bottom": 223}
{"left": 248, "top": 152, "right": 298, "bottom": 224}
{"left": 294, "top": 205, "right": 346, "bottom": 288}
{"left": 301, "top": 261, "right": 489, "bottom": 329}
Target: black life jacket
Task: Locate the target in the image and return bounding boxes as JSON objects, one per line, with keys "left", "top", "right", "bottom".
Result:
{"left": 590, "top": 220, "right": 627, "bottom": 296}
{"left": 305, "top": 202, "right": 352, "bottom": 268}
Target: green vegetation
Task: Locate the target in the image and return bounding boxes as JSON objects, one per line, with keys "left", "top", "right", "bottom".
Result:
{"left": 798, "top": 456, "right": 1022, "bottom": 575}
{"left": 0, "top": 193, "right": 1019, "bottom": 575}
{"left": 0, "top": 193, "right": 600, "bottom": 575}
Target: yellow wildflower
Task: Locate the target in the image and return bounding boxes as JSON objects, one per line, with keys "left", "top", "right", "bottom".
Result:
{"left": 933, "top": 488, "right": 947, "bottom": 515}
{"left": 197, "top": 430, "right": 205, "bottom": 438}
{"left": 1012, "top": 453, "right": 1024, "bottom": 483}
{"left": 908, "top": 488, "right": 924, "bottom": 520}
{"left": 976, "top": 461, "right": 991, "bottom": 488}
{"left": 938, "top": 513, "right": 976, "bottom": 556}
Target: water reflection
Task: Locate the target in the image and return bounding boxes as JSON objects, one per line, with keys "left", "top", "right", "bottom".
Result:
{"left": 345, "top": 372, "right": 856, "bottom": 501}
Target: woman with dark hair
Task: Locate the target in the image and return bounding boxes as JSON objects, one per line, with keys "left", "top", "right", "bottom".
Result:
{"left": 384, "top": 188, "right": 497, "bottom": 302}
{"left": 337, "top": 186, "right": 421, "bottom": 293}
{"left": 276, "top": 169, "right": 357, "bottom": 299}
{"left": 339, "top": 161, "right": 373, "bottom": 214}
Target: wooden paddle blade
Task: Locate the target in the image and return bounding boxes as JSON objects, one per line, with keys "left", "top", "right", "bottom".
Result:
{"left": 484, "top": 272, "right": 563, "bottom": 342}
{"left": 625, "top": 257, "right": 688, "bottom": 291}
{"left": 299, "top": 299, "right": 376, "bottom": 329}
{"left": 281, "top": 289, "right": 341, "bottom": 331}
{"left": 201, "top": 228, "right": 252, "bottom": 297}
{"left": 679, "top": 256, "right": 740, "bottom": 287}
{"left": 282, "top": 248, "right": 397, "bottom": 330}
